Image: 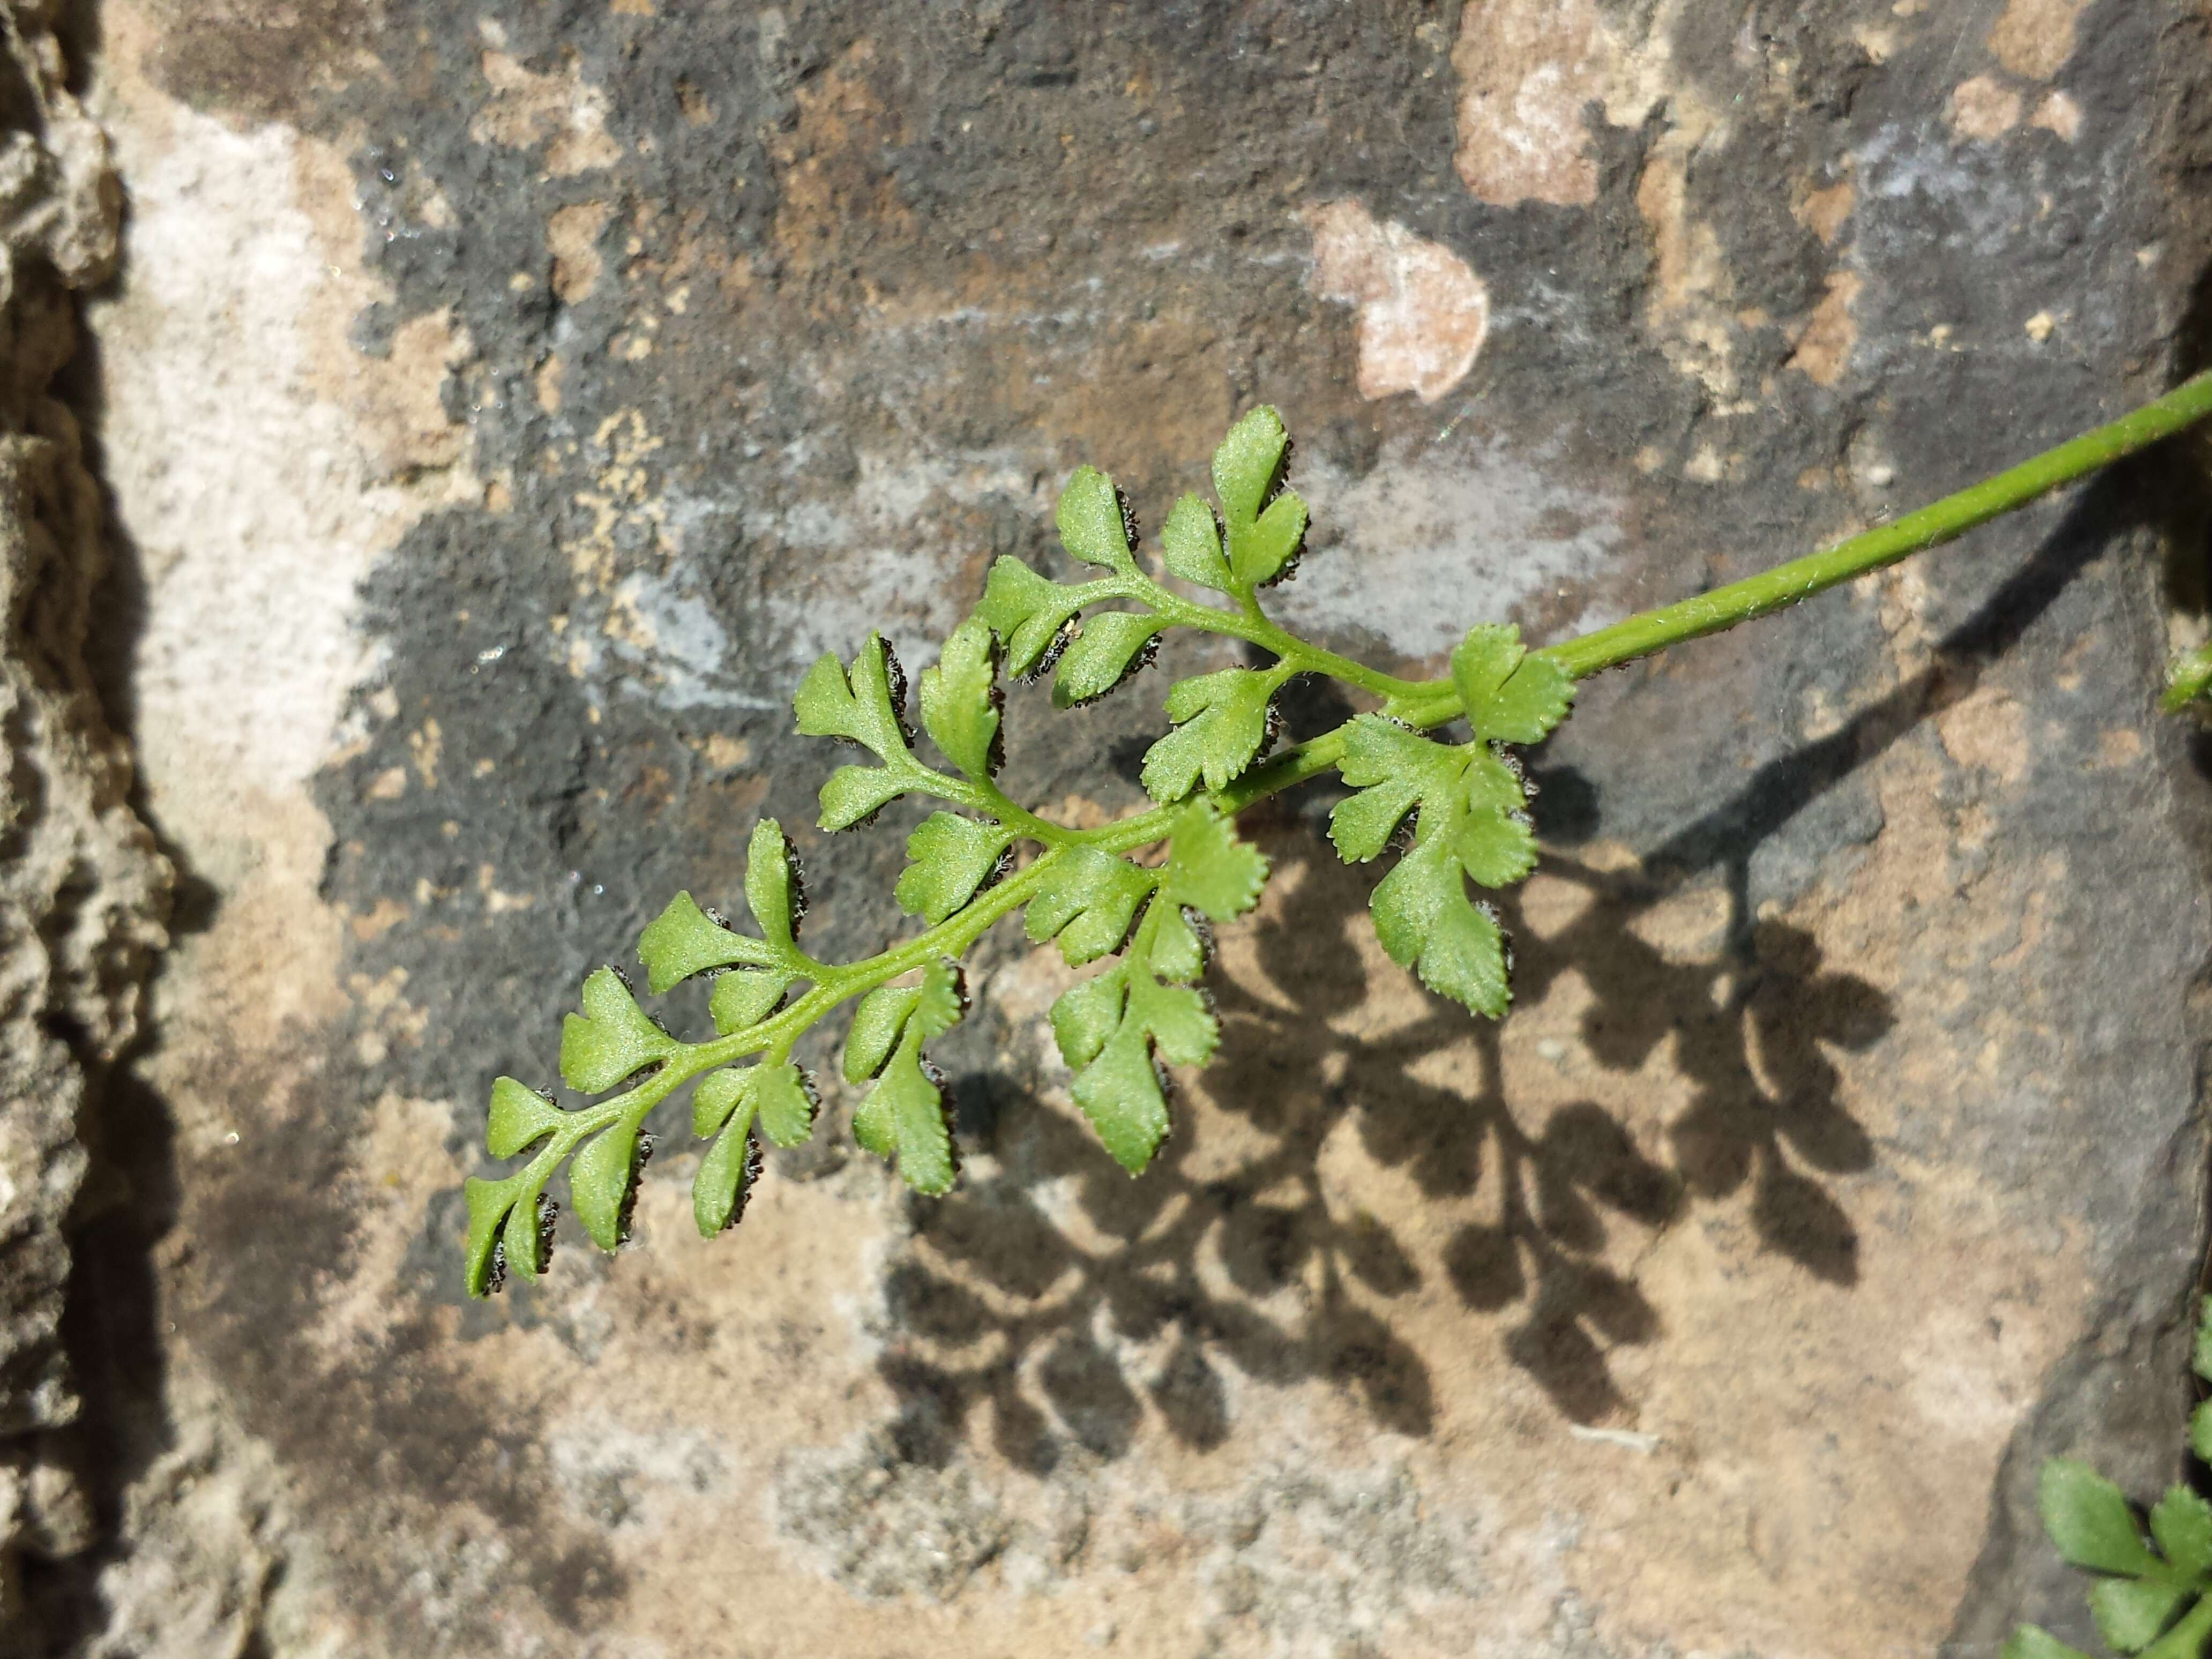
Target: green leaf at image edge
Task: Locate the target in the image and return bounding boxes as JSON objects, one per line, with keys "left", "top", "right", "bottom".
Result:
{"left": 2090, "top": 1578, "right": 2192, "bottom": 1656}
{"left": 2003, "top": 1627, "right": 2097, "bottom": 1659}
{"left": 2151, "top": 1486, "right": 2212, "bottom": 1580}
{"left": 2039, "top": 1459, "right": 2159, "bottom": 1577}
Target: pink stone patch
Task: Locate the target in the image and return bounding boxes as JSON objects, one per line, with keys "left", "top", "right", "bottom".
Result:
{"left": 1303, "top": 200, "right": 1491, "bottom": 405}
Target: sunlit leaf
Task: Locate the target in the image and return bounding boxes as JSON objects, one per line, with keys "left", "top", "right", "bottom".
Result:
{"left": 559, "top": 967, "right": 676, "bottom": 1092}
{"left": 896, "top": 812, "right": 1017, "bottom": 924}
{"left": 920, "top": 618, "right": 1003, "bottom": 780}
{"left": 1057, "top": 464, "right": 1137, "bottom": 571}
{"left": 637, "top": 891, "right": 775, "bottom": 993}
{"left": 1140, "top": 668, "right": 1279, "bottom": 802}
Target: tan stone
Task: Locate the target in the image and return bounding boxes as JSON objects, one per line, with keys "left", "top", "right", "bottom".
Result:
{"left": 1988, "top": 0, "right": 2091, "bottom": 81}
{"left": 547, "top": 200, "right": 612, "bottom": 303}
{"left": 1949, "top": 76, "right": 2024, "bottom": 141}
{"left": 471, "top": 49, "right": 623, "bottom": 176}
{"left": 1788, "top": 273, "right": 1863, "bottom": 387}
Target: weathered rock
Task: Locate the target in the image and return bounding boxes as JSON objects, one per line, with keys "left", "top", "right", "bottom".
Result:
{"left": 47, "top": 1, "right": 2212, "bottom": 1656}
{"left": 0, "top": 0, "right": 169, "bottom": 1643}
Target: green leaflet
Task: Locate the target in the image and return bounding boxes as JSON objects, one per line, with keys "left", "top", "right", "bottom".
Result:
{"left": 709, "top": 968, "right": 790, "bottom": 1034}
{"left": 1025, "top": 846, "right": 1155, "bottom": 966}
{"left": 2153, "top": 1489, "right": 2212, "bottom": 1581}
{"left": 1141, "top": 668, "right": 1281, "bottom": 802}
{"left": 2042, "top": 1461, "right": 2161, "bottom": 1578}
{"left": 818, "top": 763, "right": 911, "bottom": 831}
{"left": 1053, "top": 611, "right": 1162, "bottom": 708}
{"left": 692, "top": 1115, "right": 761, "bottom": 1237}
{"left": 689, "top": 1059, "right": 815, "bottom": 1235}
{"left": 1157, "top": 796, "right": 1271, "bottom": 945}
{"left": 1054, "top": 958, "right": 1213, "bottom": 1174}
{"left": 897, "top": 812, "right": 1017, "bottom": 924}
{"left": 797, "top": 636, "right": 917, "bottom": 828}
{"left": 2164, "top": 642, "right": 2212, "bottom": 714}
{"left": 2004, "top": 1630, "right": 2098, "bottom": 1659}
{"left": 692, "top": 1067, "right": 752, "bottom": 1137}
{"left": 485, "top": 1076, "right": 564, "bottom": 1159}
{"left": 559, "top": 967, "right": 677, "bottom": 1092}
{"left": 846, "top": 959, "right": 967, "bottom": 1194}
{"left": 1452, "top": 623, "right": 1575, "bottom": 745}
{"left": 1160, "top": 493, "right": 1231, "bottom": 592}
{"left": 792, "top": 632, "right": 912, "bottom": 759}
{"left": 1046, "top": 802, "right": 1265, "bottom": 1174}
{"left": 1057, "top": 464, "right": 1138, "bottom": 571}
{"left": 462, "top": 1171, "right": 560, "bottom": 1295}
{"left": 842, "top": 959, "right": 967, "bottom": 1081}
{"left": 920, "top": 618, "right": 1002, "bottom": 780}
{"left": 744, "top": 819, "right": 805, "bottom": 954}
{"left": 2014, "top": 1297, "right": 2212, "bottom": 1659}
{"left": 1208, "top": 406, "right": 1306, "bottom": 591}
{"left": 1332, "top": 716, "right": 1536, "bottom": 885}
{"left": 697, "top": 1057, "right": 816, "bottom": 1151}
{"left": 2091, "top": 1580, "right": 2190, "bottom": 1654}
{"left": 1326, "top": 620, "right": 1575, "bottom": 1020}
{"left": 1370, "top": 834, "right": 1512, "bottom": 1018}
{"left": 1331, "top": 717, "right": 1530, "bottom": 1017}
{"left": 1212, "top": 406, "right": 1283, "bottom": 525}
{"left": 637, "top": 891, "right": 777, "bottom": 993}
{"left": 752, "top": 1059, "right": 821, "bottom": 1147}
{"left": 570, "top": 1114, "right": 650, "bottom": 1252}
{"left": 975, "top": 557, "right": 1089, "bottom": 679}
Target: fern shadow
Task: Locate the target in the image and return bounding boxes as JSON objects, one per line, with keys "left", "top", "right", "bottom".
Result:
{"left": 871, "top": 827, "right": 1888, "bottom": 1458}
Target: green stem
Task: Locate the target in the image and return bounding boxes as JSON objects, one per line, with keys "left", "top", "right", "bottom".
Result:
{"left": 914, "top": 766, "right": 1078, "bottom": 848}
{"left": 1118, "top": 574, "right": 1430, "bottom": 700}
{"left": 1545, "top": 370, "right": 2212, "bottom": 681}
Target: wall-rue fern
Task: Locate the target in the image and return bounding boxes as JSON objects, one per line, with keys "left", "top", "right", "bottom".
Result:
{"left": 464, "top": 377, "right": 2212, "bottom": 1299}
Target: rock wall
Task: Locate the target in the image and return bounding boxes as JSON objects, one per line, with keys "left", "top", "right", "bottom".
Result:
{"left": 17, "top": 1, "right": 2212, "bottom": 1655}
{"left": 0, "top": 0, "right": 169, "bottom": 1642}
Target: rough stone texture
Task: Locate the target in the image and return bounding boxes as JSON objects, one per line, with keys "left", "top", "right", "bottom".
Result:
{"left": 28, "top": 1, "right": 2212, "bottom": 1655}
{"left": 0, "top": 0, "right": 169, "bottom": 1640}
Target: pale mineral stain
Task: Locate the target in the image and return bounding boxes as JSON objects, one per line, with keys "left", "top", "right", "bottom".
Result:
{"left": 1937, "top": 684, "right": 2029, "bottom": 784}
{"left": 1265, "top": 434, "right": 1624, "bottom": 662}
{"left": 1797, "top": 179, "right": 1857, "bottom": 246}
{"left": 1302, "top": 199, "right": 1490, "bottom": 404}
{"left": 2030, "top": 91, "right": 2084, "bottom": 141}
{"left": 1635, "top": 116, "right": 1740, "bottom": 399}
{"left": 1450, "top": 0, "right": 1613, "bottom": 206}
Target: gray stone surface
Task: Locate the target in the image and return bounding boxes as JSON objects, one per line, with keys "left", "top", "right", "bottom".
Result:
{"left": 17, "top": 0, "right": 2212, "bottom": 1654}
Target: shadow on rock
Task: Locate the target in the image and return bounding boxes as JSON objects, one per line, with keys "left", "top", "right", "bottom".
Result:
{"left": 873, "top": 828, "right": 1890, "bottom": 1460}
